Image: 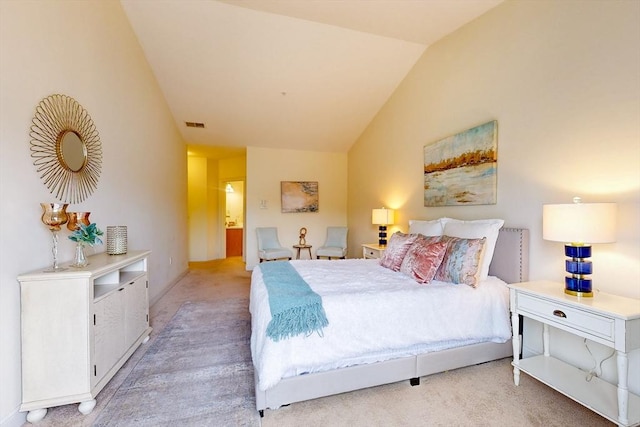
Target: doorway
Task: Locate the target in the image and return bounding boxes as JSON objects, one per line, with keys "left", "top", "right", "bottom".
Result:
{"left": 224, "top": 180, "right": 244, "bottom": 258}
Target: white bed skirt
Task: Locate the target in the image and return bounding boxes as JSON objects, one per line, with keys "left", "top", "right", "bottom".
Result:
{"left": 255, "top": 340, "right": 512, "bottom": 411}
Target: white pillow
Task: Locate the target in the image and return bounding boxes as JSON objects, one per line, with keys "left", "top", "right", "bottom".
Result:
{"left": 442, "top": 218, "right": 504, "bottom": 281}
{"left": 408, "top": 219, "right": 444, "bottom": 237}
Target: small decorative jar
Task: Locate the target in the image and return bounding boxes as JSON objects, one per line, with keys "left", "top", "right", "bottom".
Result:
{"left": 106, "top": 226, "right": 127, "bottom": 255}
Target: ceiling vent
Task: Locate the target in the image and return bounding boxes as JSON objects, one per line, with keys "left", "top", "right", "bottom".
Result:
{"left": 185, "top": 121, "right": 205, "bottom": 128}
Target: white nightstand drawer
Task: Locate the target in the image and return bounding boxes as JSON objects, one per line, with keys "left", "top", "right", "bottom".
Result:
{"left": 518, "top": 293, "right": 615, "bottom": 341}
{"left": 362, "top": 244, "right": 385, "bottom": 259}
{"left": 364, "top": 248, "right": 378, "bottom": 258}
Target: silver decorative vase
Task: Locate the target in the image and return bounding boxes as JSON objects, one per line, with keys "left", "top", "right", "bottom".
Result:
{"left": 107, "top": 226, "right": 127, "bottom": 255}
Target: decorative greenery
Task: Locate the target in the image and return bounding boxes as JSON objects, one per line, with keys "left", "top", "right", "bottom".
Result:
{"left": 69, "top": 223, "right": 104, "bottom": 246}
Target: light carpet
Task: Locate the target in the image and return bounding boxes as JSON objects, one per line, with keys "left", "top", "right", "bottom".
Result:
{"left": 260, "top": 356, "right": 612, "bottom": 427}
{"left": 93, "top": 298, "right": 259, "bottom": 427}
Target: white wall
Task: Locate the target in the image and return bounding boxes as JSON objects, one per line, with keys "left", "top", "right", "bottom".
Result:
{"left": 187, "top": 156, "right": 209, "bottom": 261}
{"left": 347, "top": 0, "right": 639, "bottom": 393}
{"left": 348, "top": 0, "right": 639, "bottom": 298}
{"left": 246, "top": 147, "right": 348, "bottom": 268}
{"left": 0, "top": 1, "right": 188, "bottom": 425}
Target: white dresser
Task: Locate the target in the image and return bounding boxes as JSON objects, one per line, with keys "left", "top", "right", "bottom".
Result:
{"left": 18, "top": 250, "right": 152, "bottom": 423}
{"left": 509, "top": 281, "right": 640, "bottom": 426}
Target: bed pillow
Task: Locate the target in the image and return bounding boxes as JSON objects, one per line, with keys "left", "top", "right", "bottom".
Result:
{"left": 434, "top": 236, "right": 486, "bottom": 287}
{"left": 408, "top": 219, "right": 444, "bottom": 237}
{"left": 442, "top": 218, "right": 504, "bottom": 282}
{"left": 399, "top": 236, "right": 447, "bottom": 284}
{"left": 379, "top": 232, "right": 417, "bottom": 271}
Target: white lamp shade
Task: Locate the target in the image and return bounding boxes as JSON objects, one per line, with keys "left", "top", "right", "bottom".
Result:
{"left": 372, "top": 208, "right": 394, "bottom": 225}
{"left": 543, "top": 203, "right": 617, "bottom": 244}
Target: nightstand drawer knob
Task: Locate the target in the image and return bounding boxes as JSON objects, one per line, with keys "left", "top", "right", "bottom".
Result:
{"left": 553, "top": 310, "right": 567, "bottom": 318}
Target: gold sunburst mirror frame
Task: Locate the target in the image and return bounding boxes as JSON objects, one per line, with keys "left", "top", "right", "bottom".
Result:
{"left": 30, "top": 94, "right": 102, "bottom": 204}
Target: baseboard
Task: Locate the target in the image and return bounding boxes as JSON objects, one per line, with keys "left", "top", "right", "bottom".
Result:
{"left": 0, "top": 406, "right": 26, "bottom": 427}
{"left": 150, "top": 268, "right": 188, "bottom": 307}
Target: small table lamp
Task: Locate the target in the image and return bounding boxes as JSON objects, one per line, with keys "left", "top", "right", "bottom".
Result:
{"left": 543, "top": 197, "right": 617, "bottom": 297}
{"left": 372, "top": 208, "right": 395, "bottom": 246}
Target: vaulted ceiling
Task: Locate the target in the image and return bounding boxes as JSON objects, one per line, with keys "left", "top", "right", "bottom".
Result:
{"left": 121, "top": 0, "right": 503, "bottom": 158}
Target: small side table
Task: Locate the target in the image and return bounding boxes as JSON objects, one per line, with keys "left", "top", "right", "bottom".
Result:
{"left": 509, "top": 281, "right": 640, "bottom": 426}
{"left": 293, "top": 244, "right": 312, "bottom": 260}
{"left": 362, "top": 243, "right": 386, "bottom": 259}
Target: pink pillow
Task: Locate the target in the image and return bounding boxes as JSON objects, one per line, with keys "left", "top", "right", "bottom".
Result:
{"left": 379, "top": 232, "right": 417, "bottom": 271}
{"left": 400, "top": 237, "right": 447, "bottom": 284}
{"left": 434, "top": 236, "right": 486, "bottom": 287}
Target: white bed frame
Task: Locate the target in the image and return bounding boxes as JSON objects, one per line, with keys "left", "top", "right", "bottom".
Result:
{"left": 254, "top": 227, "right": 530, "bottom": 416}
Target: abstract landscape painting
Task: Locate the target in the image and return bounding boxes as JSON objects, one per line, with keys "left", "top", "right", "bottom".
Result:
{"left": 424, "top": 121, "right": 497, "bottom": 206}
{"left": 281, "top": 181, "right": 319, "bottom": 213}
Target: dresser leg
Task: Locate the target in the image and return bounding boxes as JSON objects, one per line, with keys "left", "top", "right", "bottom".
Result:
{"left": 26, "top": 408, "right": 47, "bottom": 423}
{"left": 78, "top": 399, "right": 96, "bottom": 415}
{"left": 616, "top": 351, "right": 629, "bottom": 426}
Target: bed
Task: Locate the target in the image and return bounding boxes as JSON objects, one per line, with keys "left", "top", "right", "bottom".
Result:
{"left": 250, "top": 223, "right": 529, "bottom": 417}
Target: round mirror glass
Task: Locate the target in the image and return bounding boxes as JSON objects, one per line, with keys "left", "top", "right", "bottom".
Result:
{"left": 59, "top": 131, "right": 87, "bottom": 172}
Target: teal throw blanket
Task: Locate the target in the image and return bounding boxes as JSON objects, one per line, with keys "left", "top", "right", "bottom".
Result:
{"left": 259, "top": 261, "right": 329, "bottom": 342}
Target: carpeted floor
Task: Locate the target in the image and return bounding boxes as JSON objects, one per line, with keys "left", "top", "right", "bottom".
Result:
{"left": 92, "top": 299, "right": 259, "bottom": 427}
{"left": 260, "top": 357, "right": 612, "bottom": 427}
{"left": 28, "top": 257, "right": 613, "bottom": 426}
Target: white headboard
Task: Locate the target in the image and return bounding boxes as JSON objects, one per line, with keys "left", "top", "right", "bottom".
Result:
{"left": 488, "top": 227, "right": 530, "bottom": 284}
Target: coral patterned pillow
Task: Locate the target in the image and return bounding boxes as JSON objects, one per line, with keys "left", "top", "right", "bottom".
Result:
{"left": 399, "top": 236, "right": 447, "bottom": 284}
{"left": 434, "top": 236, "right": 486, "bottom": 287}
{"left": 379, "top": 232, "right": 417, "bottom": 271}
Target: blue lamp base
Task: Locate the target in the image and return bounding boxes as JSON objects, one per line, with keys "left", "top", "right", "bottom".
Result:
{"left": 378, "top": 225, "right": 388, "bottom": 246}
{"left": 564, "top": 245, "right": 593, "bottom": 297}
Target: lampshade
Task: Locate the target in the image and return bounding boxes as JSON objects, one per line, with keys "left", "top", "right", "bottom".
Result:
{"left": 542, "top": 198, "right": 617, "bottom": 297}
{"left": 372, "top": 208, "right": 394, "bottom": 246}
{"left": 372, "top": 208, "right": 394, "bottom": 226}
{"left": 543, "top": 202, "right": 617, "bottom": 244}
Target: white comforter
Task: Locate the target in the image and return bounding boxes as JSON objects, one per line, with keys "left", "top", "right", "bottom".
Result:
{"left": 250, "top": 259, "right": 511, "bottom": 391}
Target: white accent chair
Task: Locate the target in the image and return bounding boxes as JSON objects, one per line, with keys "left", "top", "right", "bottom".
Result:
{"left": 256, "top": 227, "right": 293, "bottom": 262}
{"left": 316, "top": 226, "right": 348, "bottom": 259}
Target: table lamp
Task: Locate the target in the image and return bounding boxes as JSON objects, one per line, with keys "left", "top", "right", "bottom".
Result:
{"left": 543, "top": 197, "right": 617, "bottom": 297}
{"left": 372, "top": 208, "right": 394, "bottom": 246}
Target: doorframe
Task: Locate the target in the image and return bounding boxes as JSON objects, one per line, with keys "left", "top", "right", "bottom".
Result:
{"left": 219, "top": 177, "right": 246, "bottom": 260}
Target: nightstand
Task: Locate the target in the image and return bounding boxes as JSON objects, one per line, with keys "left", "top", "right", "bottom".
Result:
{"left": 509, "top": 281, "right": 640, "bottom": 426}
{"left": 362, "top": 244, "right": 386, "bottom": 259}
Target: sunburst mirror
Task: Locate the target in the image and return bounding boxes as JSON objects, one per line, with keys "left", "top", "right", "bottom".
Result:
{"left": 30, "top": 94, "right": 102, "bottom": 204}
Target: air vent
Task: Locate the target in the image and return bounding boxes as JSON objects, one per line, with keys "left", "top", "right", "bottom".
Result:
{"left": 185, "top": 122, "right": 205, "bottom": 128}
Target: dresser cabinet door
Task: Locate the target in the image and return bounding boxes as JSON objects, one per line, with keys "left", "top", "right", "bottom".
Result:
{"left": 125, "top": 276, "right": 149, "bottom": 348}
{"left": 21, "top": 278, "right": 90, "bottom": 402}
{"left": 93, "top": 288, "right": 126, "bottom": 384}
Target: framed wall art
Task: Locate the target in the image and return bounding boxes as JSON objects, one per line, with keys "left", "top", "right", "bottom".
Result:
{"left": 281, "top": 181, "right": 319, "bottom": 213}
{"left": 423, "top": 120, "right": 497, "bottom": 206}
